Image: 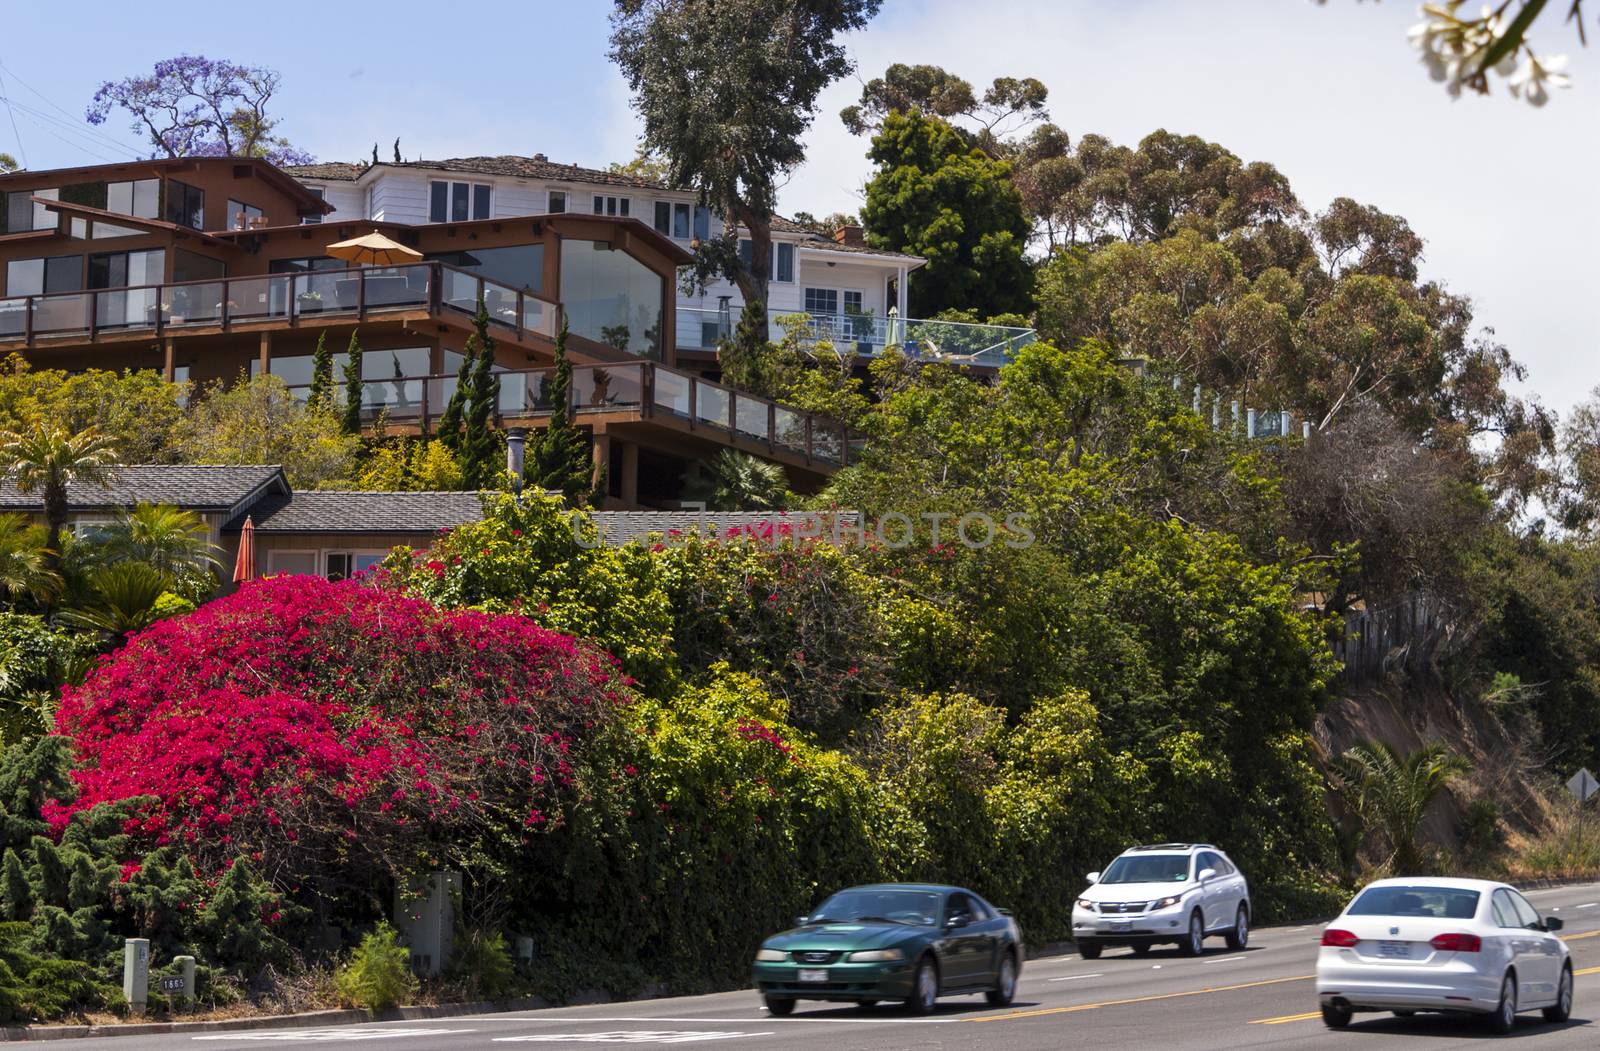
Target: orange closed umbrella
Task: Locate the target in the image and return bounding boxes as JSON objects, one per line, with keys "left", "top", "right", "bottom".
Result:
{"left": 233, "top": 516, "right": 256, "bottom": 584}
{"left": 325, "top": 230, "right": 423, "bottom": 266}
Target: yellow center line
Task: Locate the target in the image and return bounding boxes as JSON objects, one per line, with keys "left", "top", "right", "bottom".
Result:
{"left": 1576, "top": 965, "right": 1600, "bottom": 976}
{"left": 1250, "top": 1011, "right": 1322, "bottom": 1025}
{"left": 1564, "top": 929, "right": 1600, "bottom": 942}
{"left": 966, "top": 974, "right": 1314, "bottom": 1023}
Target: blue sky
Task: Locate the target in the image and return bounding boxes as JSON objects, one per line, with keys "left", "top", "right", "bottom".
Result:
{"left": 3, "top": 1, "right": 1597, "bottom": 415}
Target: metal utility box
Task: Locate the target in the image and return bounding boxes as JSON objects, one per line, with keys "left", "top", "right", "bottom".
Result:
{"left": 393, "top": 870, "right": 461, "bottom": 976}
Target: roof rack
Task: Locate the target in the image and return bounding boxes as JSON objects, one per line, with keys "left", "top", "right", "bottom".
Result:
{"left": 1131, "top": 843, "right": 1215, "bottom": 852}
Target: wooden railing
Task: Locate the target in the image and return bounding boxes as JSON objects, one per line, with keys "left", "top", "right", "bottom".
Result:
{"left": 283, "top": 361, "right": 850, "bottom": 468}
{"left": 0, "top": 261, "right": 561, "bottom": 346}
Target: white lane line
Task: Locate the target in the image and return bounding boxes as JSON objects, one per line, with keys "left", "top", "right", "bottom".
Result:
{"left": 461, "top": 1016, "right": 957, "bottom": 1026}
{"left": 1579, "top": 902, "right": 1598, "bottom": 909}
{"left": 194, "top": 1030, "right": 476, "bottom": 1042}
{"left": 1211, "top": 956, "right": 1247, "bottom": 963}
{"left": 495, "top": 1033, "right": 771, "bottom": 1044}
{"left": 1048, "top": 973, "right": 1105, "bottom": 982}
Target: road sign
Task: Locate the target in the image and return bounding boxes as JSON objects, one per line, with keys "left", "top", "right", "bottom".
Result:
{"left": 1568, "top": 768, "right": 1599, "bottom": 804}
{"left": 157, "top": 976, "right": 186, "bottom": 992}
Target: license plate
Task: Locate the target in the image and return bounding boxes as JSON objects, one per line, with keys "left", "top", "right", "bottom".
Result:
{"left": 1378, "top": 941, "right": 1410, "bottom": 959}
{"left": 1109, "top": 921, "right": 1133, "bottom": 932}
{"left": 797, "top": 969, "right": 829, "bottom": 983}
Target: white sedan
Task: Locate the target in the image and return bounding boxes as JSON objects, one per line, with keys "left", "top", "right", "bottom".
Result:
{"left": 1316, "top": 877, "right": 1573, "bottom": 1033}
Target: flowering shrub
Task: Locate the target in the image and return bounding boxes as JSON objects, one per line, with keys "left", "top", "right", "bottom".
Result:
{"left": 384, "top": 493, "right": 676, "bottom": 693}
{"left": 48, "top": 575, "right": 627, "bottom": 885}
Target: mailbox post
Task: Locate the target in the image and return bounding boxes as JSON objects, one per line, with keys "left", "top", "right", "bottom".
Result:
{"left": 160, "top": 956, "right": 196, "bottom": 1010}
{"left": 123, "top": 939, "right": 150, "bottom": 1016}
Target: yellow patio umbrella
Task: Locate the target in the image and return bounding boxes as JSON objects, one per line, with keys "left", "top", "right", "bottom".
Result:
{"left": 324, "top": 230, "right": 423, "bottom": 266}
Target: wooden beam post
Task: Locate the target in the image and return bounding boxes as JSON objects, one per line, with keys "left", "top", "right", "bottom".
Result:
{"left": 258, "top": 332, "right": 271, "bottom": 376}
{"left": 162, "top": 339, "right": 176, "bottom": 383}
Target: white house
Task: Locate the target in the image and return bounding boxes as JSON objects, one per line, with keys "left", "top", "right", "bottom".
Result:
{"left": 285, "top": 154, "right": 932, "bottom": 360}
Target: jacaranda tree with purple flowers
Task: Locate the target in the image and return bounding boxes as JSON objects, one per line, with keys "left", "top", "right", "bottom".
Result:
{"left": 86, "top": 55, "right": 313, "bottom": 166}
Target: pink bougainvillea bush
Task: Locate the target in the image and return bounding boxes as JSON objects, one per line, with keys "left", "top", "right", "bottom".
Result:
{"left": 47, "top": 575, "right": 629, "bottom": 884}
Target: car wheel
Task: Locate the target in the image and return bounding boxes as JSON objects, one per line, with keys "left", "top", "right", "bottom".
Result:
{"left": 855, "top": 1000, "right": 878, "bottom": 1011}
{"left": 1321, "top": 1002, "right": 1352, "bottom": 1028}
{"left": 1224, "top": 904, "right": 1249, "bottom": 950}
{"left": 986, "top": 952, "right": 1018, "bottom": 1007}
{"left": 1543, "top": 964, "right": 1573, "bottom": 1024}
{"left": 1077, "top": 939, "right": 1103, "bottom": 960}
{"left": 1182, "top": 910, "right": 1205, "bottom": 957}
{"left": 764, "top": 995, "right": 795, "bottom": 1017}
{"left": 905, "top": 956, "right": 939, "bottom": 1015}
{"left": 1131, "top": 943, "right": 1152, "bottom": 956}
{"left": 1486, "top": 973, "right": 1517, "bottom": 1034}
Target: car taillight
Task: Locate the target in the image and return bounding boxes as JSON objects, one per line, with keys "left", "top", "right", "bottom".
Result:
{"left": 1429, "top": 932, "right": 1481, "bottom": 953}
{"left": 1321, "top": 928, "right": 1360, "bottom": 947}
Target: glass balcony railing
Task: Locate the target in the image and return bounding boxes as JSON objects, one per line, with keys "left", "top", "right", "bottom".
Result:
{"left": 0, "top": 262, "right": 560, "bottom": 345}
{"left": 677, "top": 305, "right": 1037, "bottom": 367}
{"left": 283, "top": 361, "right": 854, "bottom": 469}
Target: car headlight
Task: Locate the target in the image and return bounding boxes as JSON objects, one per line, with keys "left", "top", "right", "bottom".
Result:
{"left": 1154, "top": 895, "right": 1185, "bottom": 909}
{"left": 848, "top": 948, "right": 905, "bottom": 962}
{"left": 755, "top": 949, "right": 786, "bottom": 962}
{"left": 1075, "top": 899, "right": 1097, "bottom": 911}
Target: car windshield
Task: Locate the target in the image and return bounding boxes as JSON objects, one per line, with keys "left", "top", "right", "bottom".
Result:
{"left": 1099, "top": 854, "right": 1191, "bottom": 884}
{"left": 809, "top": 889, "right": 941, "bottom": 926}
{"left": 1347, "top": 886, "right": 1480, "bottom": 920}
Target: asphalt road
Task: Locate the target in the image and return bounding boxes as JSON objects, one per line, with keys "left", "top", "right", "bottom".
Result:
{"left": 44, "top": 881, "right": 1600, "bottom": 1050}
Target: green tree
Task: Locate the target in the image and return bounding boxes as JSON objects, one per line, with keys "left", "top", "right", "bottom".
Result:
{"left": 435, "top": 347, "right": 473, "bottom": 457}
{"left": 609, "top": 0, "right": 883, "bottom": 308}
{"left": 335, "top": 923, "right": 417, "bottom": 1011}
{"left": 58, "top": 563, "right": 171, "bottom": 642}
{"left": 95, "top": 503, "right": 218, "bottom": 579}
{"left": 525, "top": 319, "right": 591, "bottom": 504}
{"left": 306, "top": 332, "right": 335, "bottom": 414}
{"left": 0, "top": 427, "right": 119, "bottom": 567}
{"left": 841, "top": 63, "right": 1048, "bottom": 153}
{"left": 179, "top": 374, "right": 358, "bottom": 489}
{"left": 459, "top": 301, "right": 503, "bottom": 490}
{"left": 1334, "top": 742, "right": 1470, "bottom": 875}
{"left": 0, "top": 515, "right": 59, "bottom": 607}
{"left": 681, "top": 450, "right": 787, "bottom": 512}
{"left": 0, "top": 359, "right": 187, "bottom": 464}
{"left": 341, "top": 332, "right": 365, "bottom": 436}
{"left": 861, "top": 110, "right": 1032, "bottom": 316}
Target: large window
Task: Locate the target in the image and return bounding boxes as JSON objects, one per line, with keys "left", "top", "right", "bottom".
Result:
{"left": 3, "top": 188, "right": 56, "bottom": 233}
{"left": 226, "top": 199, "right": 264, "bottom": 229}
{"left": 547, "top": 190, "right": 567, "bottom": 213}
{"left": 106, "top": 179, "right": 160, "bottom": 219}
{"left": 559, "top": 239, "right": 663, "bottom": 360}
{"left": 5, "top": 255, "right": 82, "bottom": 296}
{"left": 260, "top": 346, "right": 431, "bottom": 416}
{"left": 163, "top": 180, "right": 205, "bottom": 229}
{"left": 591, "top": 194, "right": 630, "bottom": 217}
{"left": 425, "top": 244, "right": 544, "bottom": 293}
{"left": 301, "top": 186, "right": 324, "bottom": 224}
{"left": 174, "top": 250, "right": 226, "bottom": 284}
{"left": 654, "top": 202, "right": 713, "bottom": 241}
{"left": 804, "top": 287, "right": 839, "bottom": 314}
{"left": 429, "top": 180, "right": 491, "bottom": 223}
{"left": 738, "top": 239, "right": 794, "bottom": 282}
{"left": 89, "top": 249, "right": 165, "bottom": 327}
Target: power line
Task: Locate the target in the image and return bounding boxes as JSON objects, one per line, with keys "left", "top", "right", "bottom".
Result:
{"left": 4, "top": 105, "right": 125, "bottom": 164}
{"left": 0, "top": 59, "right": 141, "bottom": 156}
{"left": 0, "top": 97, "right": 138, "bottom": 163}
{"left": 0, "top": 55, "right": 27, "bottom": 168}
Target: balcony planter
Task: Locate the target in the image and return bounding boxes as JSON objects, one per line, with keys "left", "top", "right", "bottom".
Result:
{"left": 297, "top": 292, "right": 324, "bottom": 313}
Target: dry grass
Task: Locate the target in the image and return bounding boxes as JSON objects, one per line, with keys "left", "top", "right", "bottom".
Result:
{"left": 1504, "top": 803, "right": 1600, "bottom": 882}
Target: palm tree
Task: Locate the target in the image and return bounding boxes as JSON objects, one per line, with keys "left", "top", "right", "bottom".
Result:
{"left": 0, "top": 427, "right": 119, "bottom": 564}
{"left": 58, "top": 562, "right": 170, "bottom": 641}
{"left": 0, "top": 512, "right": 61, "bottom": 605}
{"left": 681, "top": 450, "right": 789, "bottom": 511}
{"left": 96, "top": 503, "right": 219, "bottom": 577}
{"left": 1334, "top": 741, "right": 1470, "bottom": 875}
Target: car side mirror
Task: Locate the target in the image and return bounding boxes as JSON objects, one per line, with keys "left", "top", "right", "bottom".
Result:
{"left": 1545, "top": 915, "right": 1565, "bottom": 932}
{"left": 946, "top": 914, "right": 969, "bottom": 930}
{"left": 1198, "top": 868, "right": 1217, "bottom": 883}
{"left": 1086, "top": 871, "right": 1102, "bottom": 885}
{"left": 794, "top": 914, "right": 809, "bottom": 927}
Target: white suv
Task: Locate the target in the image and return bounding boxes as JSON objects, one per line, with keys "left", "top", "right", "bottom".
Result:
{"left": 1071, "top": 843, "right": 1251, "bottom": 958}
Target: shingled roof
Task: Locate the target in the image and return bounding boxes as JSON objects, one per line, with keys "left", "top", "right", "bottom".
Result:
{"left": 231, "top": 490, "right": 488, "bottom": 534}
{"left": 285, "top": 155, "right": 670, "bottom": 190}
{"left": 588, "top": 510, "right": 862, "bottom": 546}
{"left": 0, "top": 465, "right": 287, "bottom": 516}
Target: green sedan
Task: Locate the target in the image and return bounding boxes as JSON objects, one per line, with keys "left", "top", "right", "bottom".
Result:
{"left": 752, "top": 883, "right": 1022, "bottom": 1016}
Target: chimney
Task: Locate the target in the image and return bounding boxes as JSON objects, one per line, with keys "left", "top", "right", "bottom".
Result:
{"left": 506, "top": 428, "right": 527, "bottom": 485}
{"left": 832, "top": 224, "right": 865, "bottom": 248}
{"left": 532, "top": 153, "right": 547, "bottom": 163}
